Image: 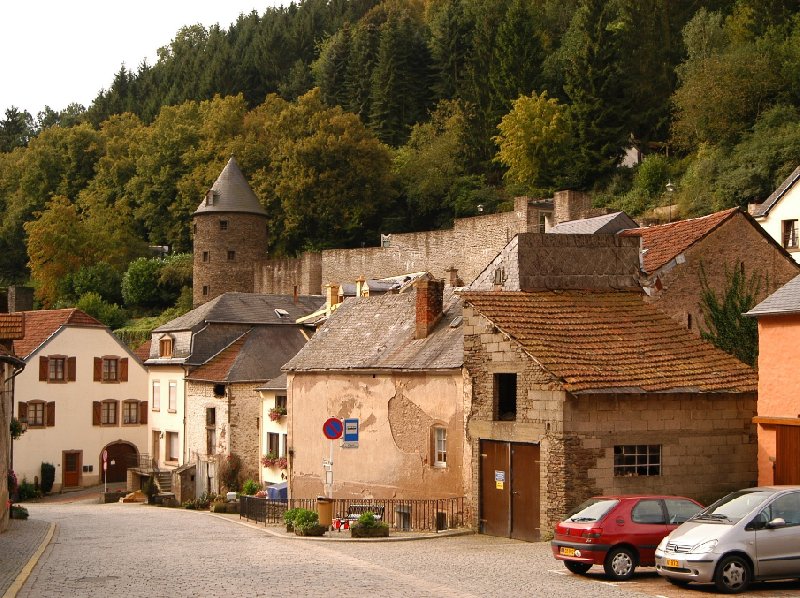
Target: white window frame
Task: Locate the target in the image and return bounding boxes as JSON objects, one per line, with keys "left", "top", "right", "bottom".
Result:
{"left": 152, "top": 380, "right": 161, "bottom": 411}
{"left": 168, "top": 380, "right": 177, "bottom": 412}
{"left": 434, "top": 427, "right": 447, "bottom": 468}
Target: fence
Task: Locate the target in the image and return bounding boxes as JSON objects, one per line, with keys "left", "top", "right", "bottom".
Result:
{"left": 239, "top": 496, "right": 466, "bottom": 531}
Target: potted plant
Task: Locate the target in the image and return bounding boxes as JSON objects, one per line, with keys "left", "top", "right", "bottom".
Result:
{"left": 276, "top": 457, "right": 288, "bottom": 470}
{"left": 261, "top": 452, "right": 278, "bottom": 468}
{"left": 293, "top": 508, "right": 327, "bottom": 537}
{"left": 269, "top": 406, "right": 287, "bottom": 421}
{"left": 284, "top": 507, "right": 302, "bottom": 532}
{"left": 350, "top": 511, "right": 390, "bottom": 538}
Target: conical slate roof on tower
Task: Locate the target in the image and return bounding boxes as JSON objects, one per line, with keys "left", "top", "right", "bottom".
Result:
{"left": 193, "top": 156, "right": 267, "bottom": 216}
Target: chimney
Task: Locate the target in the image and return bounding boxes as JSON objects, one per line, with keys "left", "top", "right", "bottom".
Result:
{"left": 355, "top": 275, "right": 366, "bottom": 297}
{"left": 553, "top": 190, "right": 592, "bottom": 225}
{"left": 8, "top": 286, "right": 34, "bottom": 313}
{"left": 293, "top": 285, "right": 298, "bottom": 304}
{"left": 415, "top": 278, "right": 445, "bottom": 340}
{"left": 325, "top": 283, "right": 340, "bottom": 314}
{"left": 445, "top": 267, "right": 460, "bottom": 288}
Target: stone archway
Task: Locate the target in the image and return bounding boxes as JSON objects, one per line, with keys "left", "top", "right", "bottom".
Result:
{"left": 101, "top": 442, "right": 138, "bottom": 483}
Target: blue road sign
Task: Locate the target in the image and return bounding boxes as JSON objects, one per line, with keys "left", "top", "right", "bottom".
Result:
{"left": 323, "top": 417, "right": 343, "bottom": 440}
{"left": 344, "top": 418, "right": 359, "bottom": 442}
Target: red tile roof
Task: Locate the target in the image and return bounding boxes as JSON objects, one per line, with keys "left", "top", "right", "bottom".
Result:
{"left": 620, "top": 208, "right": 739, "bottom": 273}
{"left": 461, "top": 291, "right": 757, "bottom": 394}
{"left": 187, "top": 332, "right": 249, "bottom": 382}
{"left": 12, "top": 309, "right": 105, "bottom": 359}
{"left": 133, "top": 339, "right": 152, "bottom": 363}
{"left": 0, "top": 313, "right": 25, "bottom": 340}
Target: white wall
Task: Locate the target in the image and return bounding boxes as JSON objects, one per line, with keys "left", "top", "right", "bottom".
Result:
{"left": 13, "top": 327, "right": 147, "bottom": 490}
{"left": 757, "top": 184, "right": 800, "bottom": 263}
{"left": 260, "top": 389, "right": 288, "bottom": 486}
{"left": 147, "top": 365, "right": 187, "bottom": 469}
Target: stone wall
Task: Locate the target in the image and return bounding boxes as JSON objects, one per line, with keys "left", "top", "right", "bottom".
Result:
{"left": 185, "top": 381, "right": 231, "bottom": 464}
{"left": 643, "top": 212, "right": 799, "bottom": 334}
{"left": 227, "top": 382, "right": 264, "bottom": 478}
{"left": 257, "top": 252, "right": 322, "bottom": 296}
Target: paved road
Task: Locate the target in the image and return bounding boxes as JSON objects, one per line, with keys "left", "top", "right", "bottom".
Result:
{"left": 15, "top": 502, "right": 800, "bottom": 597}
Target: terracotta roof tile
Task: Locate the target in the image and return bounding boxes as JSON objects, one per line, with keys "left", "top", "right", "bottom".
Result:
{"left": 12, "top": 309, "right": 105, "bottom": 359}
{"left": 461, "top": 291, "right": 756, "bottom": 394}
{"left": 0, "top": 313, "right": 25, "bottom": 340}
{"left": 620, "top": 208, "right": 739, "bottom": 273}
{"left": 133, "top": 339, "right": 152, "bottom": 362}
{"left": 188, "top": 332, "right": 248, "bottom": 382}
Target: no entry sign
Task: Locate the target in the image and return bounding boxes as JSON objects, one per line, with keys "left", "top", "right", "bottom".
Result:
{"left": 322, "top": 417, "right": 343, "bottom": 440}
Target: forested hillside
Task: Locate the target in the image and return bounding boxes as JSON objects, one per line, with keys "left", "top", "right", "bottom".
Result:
{"left": 1, "top": 0, "right": 800, "bottom": 314}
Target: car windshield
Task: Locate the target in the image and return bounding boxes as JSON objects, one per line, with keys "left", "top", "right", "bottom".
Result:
{"left": 564, "top": 498, "right": 619, "bottom": 523}
{"left": 692, "top": 490, "right": 774, "bottom": 524}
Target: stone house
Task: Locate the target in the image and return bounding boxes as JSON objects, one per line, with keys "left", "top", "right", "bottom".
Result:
{"left": 283, "top": 278, "right": 469, "bottom": 512}
{"left": 750, "top": 164, "right": 800, "bottom": 262}
{"left": 745, "top": 273, "right": 800, "bottom": 485}
{"left": 461, "top": 290, "right": 758, "bottom": 541}
{"left": 0, "top": 313, "right": 25, "bottom": 533}
{"left": 142, "top": 292, "right": 323, "bottom": 498}
{"left": 619, "top": 208, "right": 799, "bottom": 334}
{"left": 11, "top": 309, "right": 148, "bottom": 491}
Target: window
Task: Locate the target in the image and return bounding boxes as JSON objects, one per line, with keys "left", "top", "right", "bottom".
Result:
{"left": 101, "top": 400, "right": 118, "bottom": 425}
{"left": 494, "top": 373, "right": 517, "bottom": 421}
{"left": 538, "top": 211, "right": 548, "bottom": 234}
{"left": 761, "top": 492, "right": 800, "bottom": 526}
{"left": 227, "top": 250, "right": 236, "bottom": 261}
{"left": 152, "top": 380, "right": 161, "bottom": 411}
{"left": 783, "top": 219, "right": 799, "bottom": 249}
{"left": 493, "top": 267, "right": 506, "bottom": 286}
{"left": 202, "top": 285, "right": 209, "bottom": 296}
{"left": 631, "top": 499, "right": 666, "bottom": 524}
{"left": 168, "top": 381, "right": 177, "bottom": 412}
{"left": 206, "top": 407, "right": 217, "bottom": 455}
{"left": 219, "top": 220, "right": 228, "bottom": 231}
{"left": 166, "top": 431, "right": 180, "bottom": 462}
{"left": 49, "top": 357, "right": 65, "bottom": 381}
{"left": 28, "top": 401, "right": 45, "bottom": 427}
{"left": 434, "top": 427, "right": 447, "bottom": 467}
{"left": 202, "top": 251, "right": 210, "bottom": 262}
{"left": 103, "top": 358, "right": 118, "bottom": 382}
{"left": 665, "top": 499, "right": 702, "bottom": 524}
{"left": 123, "top": 400, "right": 139, "bottom": 424}
{"left": 159, "top": 337, "right": 173, "bottom": 358}
{"left": 275, "top": 395, "right": 287, "bottom": 410}
{"left": 614, "top": 444, "right": 661, "bottom": 476}
{"left": 267, "top": 432, "right": 280, "bottom": 456}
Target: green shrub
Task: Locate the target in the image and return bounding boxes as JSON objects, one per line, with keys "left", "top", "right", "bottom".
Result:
{"left": 241, "top": 479, "right": 260, "bottom": 496}
{"left": 182, "top": 499, "right": 198, "bottom": 510}
{"left": 292, "top": 508, "right": 320, "bottom": 533}
{"left": 76, "top": 292, "right": 128, "bottom": 329}
{"left": 40, "top": 462, "right": 55, "bottom": 494}
{"left": 10, "top": 505, "right": 29, "bottom": 520}
{"left": 16, "top": 478, "right": 41, "bottom": 501}
{"left": 283, "top": 507, "right": 303, "bottom": 526}
{"left": 357, "top": 511, "right": 380, "bottom": 527}
{"left": 351, "top": 510, "right": 390, "bottom": 537}
{"left": 196, "top": 492, "right": 217, "bottom": 509}
{"left": 219, "top": 454, "right": 243, "bottom": 493}
{"left": 211, "top": 500, "right": 228, "bottom": 513}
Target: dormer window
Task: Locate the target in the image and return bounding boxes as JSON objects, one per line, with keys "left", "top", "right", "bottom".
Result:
{"left": 159, "top": 336, "right": 174, "bottom": 358}
{"left": 275, "top": 308, "right": 289, "bottom": 318}
{"left": 205, "top": 190, "right": 217, "bottom": 206}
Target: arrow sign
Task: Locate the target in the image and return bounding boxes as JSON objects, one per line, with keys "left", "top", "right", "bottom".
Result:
{"left": 322, "top": 417, "right": 343, "bottom": 440}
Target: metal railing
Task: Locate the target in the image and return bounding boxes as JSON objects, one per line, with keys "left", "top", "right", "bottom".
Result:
{"left": 239, "top": 496, "right": 466, "bottom": 531}
{"left": 127, "top": 453, "right": 158, "bottom": 472}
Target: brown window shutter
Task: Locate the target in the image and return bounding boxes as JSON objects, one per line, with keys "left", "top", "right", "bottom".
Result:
{"left": 18, "top": 402, "right": 27, "bottom": 421}
{"left": 120, "top": 358, "right": 128, "bottom": 382}
{"left": 139, "top": 401, "right": 148, "bottom": 425}
{"left": 92, "top": 401, "right": 101, "bottom": 425}
{"left": 93, "top": 357, "right": 101, "bottom": 381}
{"left": 46, "top": 401, "right": 55, "bottom": 427}
{"left": 67, "top": 357, "right": 76, "bottom": 381}
{"left": 39, "top": 356, "right": 49, "bottom": 381}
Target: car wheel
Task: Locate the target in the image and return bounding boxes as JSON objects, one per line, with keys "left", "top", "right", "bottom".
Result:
{"left": 604, "top": 547, "right": 637, "bottom": 581}
{"left": 714, "top": 555, "right": 751, "bottom": 594}
{"left": 564, "top": 561, "right": 592, "bottom": 575}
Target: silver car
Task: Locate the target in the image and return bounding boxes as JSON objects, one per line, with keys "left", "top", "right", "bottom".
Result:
{"left": 655, "top": 486, "right": 800, "bottom": 593}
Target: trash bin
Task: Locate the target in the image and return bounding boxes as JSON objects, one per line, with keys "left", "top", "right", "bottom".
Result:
{"left": 316, "top": 496, "right": 333, "bottom": 527}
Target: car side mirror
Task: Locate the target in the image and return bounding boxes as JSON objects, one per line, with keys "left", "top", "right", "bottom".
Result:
{"left": 766, "top": 517, "right": 786, "bottom": 529}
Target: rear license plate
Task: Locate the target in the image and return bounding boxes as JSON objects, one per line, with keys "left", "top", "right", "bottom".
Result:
{"left": 666, "top": 559, "right": 680, "bottom": 568}
{"left": 560, "top": 547, "right": 576, "bottom": 557}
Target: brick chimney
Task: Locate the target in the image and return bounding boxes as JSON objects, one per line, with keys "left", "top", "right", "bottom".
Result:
{"left": 445, "top": 267, "right": 460, "bottom": 287}
{"left": 415, "top": 278, "right": 445, "bottom": 339}
{"left": 7, "top": 286, "right": 34, "bottom": 313}
{"left": 553, "top": 190, "right": 592, "bottom": 224}
{"left": 355, "top": 275, "right": 366, "bottom": 297}
{"left": 325, "top": 283, "right": 340, "bottom": 314}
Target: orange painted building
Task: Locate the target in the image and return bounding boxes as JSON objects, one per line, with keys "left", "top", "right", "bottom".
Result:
{"left": 747, "top": 274, "right": 800, "bottom": 485}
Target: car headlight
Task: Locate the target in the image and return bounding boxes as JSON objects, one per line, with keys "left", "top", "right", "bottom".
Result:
{"left": 689, "top": 539, "right": 717, "bottom": 554}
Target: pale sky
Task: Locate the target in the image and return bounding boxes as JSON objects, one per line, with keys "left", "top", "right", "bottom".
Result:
{"left": 1, "top": 1, "right": 287, "bottom": 117}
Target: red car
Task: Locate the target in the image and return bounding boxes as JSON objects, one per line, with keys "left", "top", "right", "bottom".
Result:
{"left": 551, "top": 495, "right": 702, "bottom": 580}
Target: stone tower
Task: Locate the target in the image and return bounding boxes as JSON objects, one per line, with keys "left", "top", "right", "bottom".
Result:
{"left": 192, "top": 157, "right": 268, "bottom": 307}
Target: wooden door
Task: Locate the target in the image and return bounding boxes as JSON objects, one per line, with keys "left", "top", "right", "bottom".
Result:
{"left": 63, "top": 451, "right": 82, "bottom": 487}
{"left": 775, "top": 425, "right": 800, "bottom": 484}
{"left": 510, "top": 443, "right": 540, "bottom": 542}
{"left": 152, "top": 430, "right": 161, "bottom": 467}
{"left": 480, "top": 440, "right": 511, "bottom": 537}
{"left": 103, "top": 442, "right": 137, "bottom": 483}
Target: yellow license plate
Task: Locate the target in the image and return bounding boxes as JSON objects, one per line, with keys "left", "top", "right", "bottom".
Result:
{"left": 560, "top": 547, "right": 576, "bottom": 557}
{"left": 666, "top": 559, "right": 680, "bottom": 568}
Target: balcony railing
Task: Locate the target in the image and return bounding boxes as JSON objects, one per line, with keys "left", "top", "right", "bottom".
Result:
{"left": 239, "top": 496, "right": 466, "bottom": 531}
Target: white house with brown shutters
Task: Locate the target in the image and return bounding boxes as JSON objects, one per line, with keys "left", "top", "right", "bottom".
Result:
{"left": 11, "top": 309, "right": 148, "bottom": 491}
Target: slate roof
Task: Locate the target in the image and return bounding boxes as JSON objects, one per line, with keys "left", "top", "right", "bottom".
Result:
{"left": 549, "top": 211, "right": 639, "bottom": 235}
{"left": 746, "top": 273, "right": 800, "bottom": 317}
{"left": 619, "top": 208, "right": 739, "bottom": 273}
{"left": 256, "top": 372, "right": 287, "bottom": 392}
{"left": 461, "top": 291, "right": 756, "bottom": 394}
{"left": 154, "top": 292, "right": 325, "bottom": 332}
{"left": 0, "top": 313, "right": 25, "bottom": 340}
{"left": 12, "top": 309, "right": 105, "bottom": 359}
{"left": 187, "top": 327, "right": 310, "bottom": 383}
{"left": 193, "top": 156, "right": 267, "bottom": 217}
{"left": 752, "top": 165, "right": 800, "bottom": 217}
{"left": 284, "top": 290, "right": 463, "bottom": 372}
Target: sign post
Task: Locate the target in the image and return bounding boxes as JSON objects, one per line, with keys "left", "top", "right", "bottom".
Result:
{"left": 322, "top": 417, "right": 343, "bottom": 499}
{"left": 102, "top": 449, "right": 108, "bottom": 493}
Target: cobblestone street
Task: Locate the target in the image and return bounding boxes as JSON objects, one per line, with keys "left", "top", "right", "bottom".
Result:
{"left": 7, "top": 501, "right": 800, "bottom": 597}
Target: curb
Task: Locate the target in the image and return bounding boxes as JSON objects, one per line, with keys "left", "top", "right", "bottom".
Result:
{"left": 2, "top": 522, "right": 55, "bottom": 598}
{"left": 207, "top": 512, "right": 474, "bottom": 542}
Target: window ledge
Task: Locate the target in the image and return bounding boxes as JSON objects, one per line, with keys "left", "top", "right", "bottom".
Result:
{"left": 167, "top": 409, "right": 177, "bottom": 414}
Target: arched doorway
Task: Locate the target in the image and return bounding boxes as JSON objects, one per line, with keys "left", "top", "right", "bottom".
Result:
{"left": 101, "top": 442, "right": 138, "bottom": 483}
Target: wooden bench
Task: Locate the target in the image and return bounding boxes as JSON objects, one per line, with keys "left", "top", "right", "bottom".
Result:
{"left": 344, "top": 504, "right": 385, "bottom": 521}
